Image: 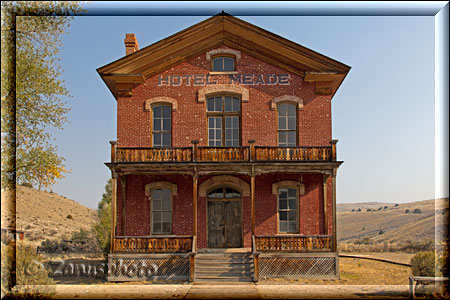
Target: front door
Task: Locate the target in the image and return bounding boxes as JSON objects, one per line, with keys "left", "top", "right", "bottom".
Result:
{"left": 207, "top": 187, "right": 242, "bottom": 248}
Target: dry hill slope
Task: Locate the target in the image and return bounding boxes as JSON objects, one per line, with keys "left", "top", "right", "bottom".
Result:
{"left": 1, "top": 186, "right": 97, "bottom": 246}
{"left": 337, "top": 198, "right": 448, "bottom": 245}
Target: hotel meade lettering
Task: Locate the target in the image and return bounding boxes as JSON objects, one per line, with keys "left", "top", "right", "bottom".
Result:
{"left": 158, "top": 74, "right": 291, "bottom": 86}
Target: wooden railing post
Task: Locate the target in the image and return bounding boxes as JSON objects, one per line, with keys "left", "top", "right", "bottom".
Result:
{"left": 330, "top": 139, "right": 338, "bottom": 161}
{"left": 110, "top": 141, "right": 117, "bottom": 162}
{"left": 191, "top": 140, "right": 198, "bottom": 162}
{"left": 189, "top": 236, "right": 196, "bottom": 282}
{"left": 248, "top": 140, "right": 256, "bottom": 162}
{"left": 254, "top": 253, "right": 260, "bottom": 282}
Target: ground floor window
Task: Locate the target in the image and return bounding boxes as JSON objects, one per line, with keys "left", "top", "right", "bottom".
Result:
{"left": 278, "top": 188, "right": 298, "bottom": 233}
{"left": 151, "top": 188, "right": 172, "bottom": 234}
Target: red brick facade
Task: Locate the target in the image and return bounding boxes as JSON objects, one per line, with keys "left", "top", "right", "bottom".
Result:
{"left": 116, "top": 46, "right": 333, "bottom": 148}
{"left": 116, "top": 172, "right": 333, "bottom": 250}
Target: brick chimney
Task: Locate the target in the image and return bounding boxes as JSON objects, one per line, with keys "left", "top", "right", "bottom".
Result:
{"left": 124, "top": 33, "right": 139, "bottom": 55}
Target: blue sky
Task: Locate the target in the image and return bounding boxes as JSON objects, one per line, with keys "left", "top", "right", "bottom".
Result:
{"left": 48, "top": 2, "right": 444, "bottom": 209}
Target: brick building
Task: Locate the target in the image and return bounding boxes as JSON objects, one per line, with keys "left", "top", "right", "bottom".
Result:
{"left": 97, "top": 13, "right": 350, "bottom": 282}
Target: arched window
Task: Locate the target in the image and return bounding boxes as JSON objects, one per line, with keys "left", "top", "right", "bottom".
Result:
{"left": 207, "top": 187, "right": 241, "bottom": 199}
{"left": 212, "top": 56, "right": 235, "bottom": 72}
{"left": 207, "top": 95, "right": 241, "bottom": 146}
{"left": 277, "top": 103, "right": 297, "bottom": 146}
{"left": 152, "top": 104, "right": 171, "bottom": 147}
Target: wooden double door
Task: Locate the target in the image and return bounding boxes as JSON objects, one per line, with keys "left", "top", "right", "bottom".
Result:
{"left": 207, "top": 187, "right": 242, "bottom": 248}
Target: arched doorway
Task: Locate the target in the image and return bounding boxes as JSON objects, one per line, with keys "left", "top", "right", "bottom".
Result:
{"left": 207, "top": 186, "right": 242, "bottom": 248}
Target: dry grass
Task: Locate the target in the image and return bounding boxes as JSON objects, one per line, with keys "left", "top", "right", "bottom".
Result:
{"left": 337, "top": 198, "right": 448, "bottom": 246}
{"left": 1, "top": 186, "right": 97, "bottom": 247}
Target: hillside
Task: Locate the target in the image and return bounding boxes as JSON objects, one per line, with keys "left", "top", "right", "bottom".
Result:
{"left": 337, "top": 198, "right": 449, "bottom": 245}
{"left": 1, "top": 186, "right": 97, "bottom": 246}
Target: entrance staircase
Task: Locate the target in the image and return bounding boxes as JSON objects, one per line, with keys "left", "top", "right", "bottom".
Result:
{"left": 194, "top": 252, "right": 254, "bottom": 282}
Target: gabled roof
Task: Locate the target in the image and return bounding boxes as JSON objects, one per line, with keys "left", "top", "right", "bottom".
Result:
{"left": 97, "top": 14, "right": 350, "bottom": 99}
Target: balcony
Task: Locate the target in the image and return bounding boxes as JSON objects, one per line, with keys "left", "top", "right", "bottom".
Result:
{"left": 110, "top": 140, "right": 338, "bottom": 163}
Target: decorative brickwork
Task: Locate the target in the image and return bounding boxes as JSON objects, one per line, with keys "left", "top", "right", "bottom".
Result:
{"left": 272, "top": 180, "right": 305, "bottom": 195}
{"left": 198, "top": 175, "right": 250, "bottom": 197}
{"left": 206, "top": 48, "right": 241, "bottom": 61}
{"left": 270, "top": 95, "right": 304, "bottom": 110}
{"left": 197, "top": 84, "right": 249, "bottom": 103}
{"left": 144, "top": 96, "right": 178, "bottom": 111}
{"left": 144, "top": 181, "right": 178, "bottom": 196}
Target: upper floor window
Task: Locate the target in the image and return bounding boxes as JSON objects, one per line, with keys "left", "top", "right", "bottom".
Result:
{"left": 151, "top": 188, "right": 172, "bottom": 234}
{"left": 212, "top": 56, "right": 235, "bottom": 72}
{"left": 278, "top": 188, "right": 298, "bottom": 233}
{"left": 277, "top": 103, "right": 297, "bottom": 147}
{"left": 207, "top": 96, "right": 240, "bottom": 146}
{"left": 152, "top": 104, "right": 171, "bottom": 147}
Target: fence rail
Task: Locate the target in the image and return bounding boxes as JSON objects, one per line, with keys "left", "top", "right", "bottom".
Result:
{"left": 196, "top": 146, "right": 249, "bottom": 162}
{"left": 254, "top": 146, "right": 331, "bottom": 161}
{"left": 115, "top": 147, "right": 192, "bottom": 162}
{"left": 113, "top": 236, "right": 193, "bottom": 253}
{"left": 254, "top": 235, "right": 333, "bottom": 252}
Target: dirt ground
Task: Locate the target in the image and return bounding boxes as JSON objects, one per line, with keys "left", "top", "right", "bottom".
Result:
{"left": 43, "top": 257, "right": 412, "bottom": 286}
{"left": 8, "top": 256, "right": 448, "bottom": 299}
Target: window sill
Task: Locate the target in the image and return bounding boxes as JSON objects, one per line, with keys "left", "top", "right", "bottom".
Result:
{"left": 209, "top": 71, "right": 238, "bottom": 75}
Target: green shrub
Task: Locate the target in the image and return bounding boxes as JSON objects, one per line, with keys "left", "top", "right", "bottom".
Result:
{"left": 92, "top": 179, "right": 112, "bottom": 256}
{"left": 66, "top": 214, "right": 72, "bottom": 219}
{"left": 413, "top": 208, "right": 422, "bottom": 214}
{"left": 410, "top": 251, "right": 436, "bottom": 277}
{"left": 405, "top": 209, "right": 410, "bottom": 213}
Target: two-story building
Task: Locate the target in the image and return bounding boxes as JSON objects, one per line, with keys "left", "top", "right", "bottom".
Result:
{"left": 98, "top": 13, "right": 350, "bottom": 282}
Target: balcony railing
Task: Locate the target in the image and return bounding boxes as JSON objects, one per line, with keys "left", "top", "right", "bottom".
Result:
{"left": 110, "top": 140, "right": 338, "bottom": 163}
{"left": 115, "top": 147, "right": 192, "bottom": 163}
{"left": 196, "top": 146, "right": 249, "bottom": 162}
{"left": 254, "top": 235, "right": 333, "bottom": 252}
{"left": 113, "top": 236, "right": 193, "bottom": 253}
{"left": 254, "top": 146, "right": 331, "bottom": 161}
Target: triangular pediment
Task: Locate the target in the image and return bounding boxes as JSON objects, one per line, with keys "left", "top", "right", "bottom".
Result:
{"left": 97, "top": 14, "right": 350, "bottom": 99}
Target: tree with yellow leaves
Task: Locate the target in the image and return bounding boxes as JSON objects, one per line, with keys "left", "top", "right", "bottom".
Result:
{"left": 1, "top": 1, "right": 84, "bottom": 190}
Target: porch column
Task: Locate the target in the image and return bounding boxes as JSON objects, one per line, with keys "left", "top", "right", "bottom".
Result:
{"left": 332, "top": 169, "right": 337, "bottom": 252}
{"left": 111, "top": 173, "right": 117, "bottom": 253}
{"left": 110, "top": 141, "right": 117, "bottom": 254}
{"left": 251, "top": 170, "right": 256, "bottom": 236}
{"left": 193, "top": 171, "right": 198, "bottom": 238}
{"left": 119, "top": 175, "right": 127, "bottom": 236}
{"left": 323, "top": 174, "right": 329, "bottom": 235}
